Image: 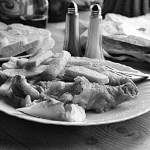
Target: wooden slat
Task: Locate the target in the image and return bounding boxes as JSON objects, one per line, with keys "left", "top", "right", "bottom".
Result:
{"left": 1, "top": 111, "right": 150, "bottom": 150}
{"left": 0, "top": 128, "right": 28, "bottom": 150}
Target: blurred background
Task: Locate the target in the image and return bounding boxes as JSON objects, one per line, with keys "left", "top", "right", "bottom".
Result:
{"left": 0, "top": 0, "right": 150, "bottom": 26}
{"left": 48, "top": 0, "right": 150, "bottom": 22}
{"left": 0, "top": 0, "right": 103, "bottom": 26}
{"left": 48, "top": 0, "right": 103, "bottom": 22}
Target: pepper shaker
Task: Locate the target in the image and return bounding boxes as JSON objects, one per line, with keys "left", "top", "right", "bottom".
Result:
{"left": 84, "top": 4, "right": 104, "bottom": 60}
{"left": 63, "top": 1, "right": 81, "bottom": 56}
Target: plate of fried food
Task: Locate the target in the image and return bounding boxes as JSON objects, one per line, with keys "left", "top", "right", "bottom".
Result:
{"left": 0, "top": 22, "right": 55, "bottom": 61}
{"left": 0, "top": 49, "right": 149, "bottom": 126}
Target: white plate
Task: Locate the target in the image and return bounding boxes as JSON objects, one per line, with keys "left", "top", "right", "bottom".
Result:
{"left": 0, "top": 61, "right": 150, "bottom": 126}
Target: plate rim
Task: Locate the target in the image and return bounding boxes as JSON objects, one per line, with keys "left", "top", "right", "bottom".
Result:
{"left": 0, "top": 61, "right": 149, "bottom": 126}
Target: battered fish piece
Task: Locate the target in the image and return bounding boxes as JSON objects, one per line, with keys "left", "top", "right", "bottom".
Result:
{"left": 36, "top": 76, "right": 138, "bottom": 113}
{"left": 72, "top": 76, "right": 138, "bottom": 112}
{"left": 17, "top": 98, "right": 66, "bottom": 121}
{"left": 42, "top": 50, "right": 71, "bottom": 81}
{"left": 37, "top": 80, "right": 74, "bottom": 100}
{"left": 63, "top": 104, "right": 86, "bottom": 122}
{"left": 12, "top": 75, "right": 40, "bottom": 100}
{"left": 17, "top": 98, "right": 86, "bottom": 122}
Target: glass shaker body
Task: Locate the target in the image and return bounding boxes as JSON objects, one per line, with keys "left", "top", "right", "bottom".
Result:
{"left": 84, "top": 4, "right": 104, "bottom": 60}
{"left": 20, "top": 0, "right": 49, "bottom": 28}
{"left": 63, "top": 1, "right": 81, "bottom": 57}
{"left": 63, "top": 13, "right": 81, "bottom": 56}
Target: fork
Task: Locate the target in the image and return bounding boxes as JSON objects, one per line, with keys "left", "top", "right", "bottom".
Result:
{"left": 106, "top": 65, "right": 149, "bottom": 83}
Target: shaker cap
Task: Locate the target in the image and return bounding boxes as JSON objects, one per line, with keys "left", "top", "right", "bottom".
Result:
{"left": 68, "top": 1, "right": 78, "bottom": 14}
{"left": 91, "top": 4, "right": 101, "bottom": 16}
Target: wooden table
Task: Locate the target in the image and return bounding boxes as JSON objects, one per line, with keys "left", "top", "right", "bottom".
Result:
{"left": 1, "top": 11, "right": 150, "bottom": 150}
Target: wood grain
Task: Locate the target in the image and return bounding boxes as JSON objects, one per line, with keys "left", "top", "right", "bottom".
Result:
{"left": 0, "top": 128, "right": 28, "bottom": 150}
{"left": 1, "top": 111, "right": 150, "bottom": 150}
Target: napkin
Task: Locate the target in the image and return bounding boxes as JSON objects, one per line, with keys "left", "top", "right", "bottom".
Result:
{"left": 80, "top": 13, "right": 150, "bottom": 62}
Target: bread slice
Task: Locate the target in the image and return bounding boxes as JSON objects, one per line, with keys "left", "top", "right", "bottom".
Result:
{"left": 0, "top": 22, "right": 55, "bottom": 57}
{"left": 8, "top": 23, "right": 55, "bottom": 52}
{"left": 0, "top": 40, "right": 39, "bottom": 57}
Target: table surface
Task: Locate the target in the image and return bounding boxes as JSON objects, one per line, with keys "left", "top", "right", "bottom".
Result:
{"left": 1, "top": 11, "right": 150, "bottom": 150}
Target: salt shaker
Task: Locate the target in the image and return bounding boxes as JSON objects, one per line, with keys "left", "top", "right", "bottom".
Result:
{"left": 84, "top": 4, "right": 104, "bottom": 60}
{"left": 63, "top": 1, "right": 81, "bottom": 56}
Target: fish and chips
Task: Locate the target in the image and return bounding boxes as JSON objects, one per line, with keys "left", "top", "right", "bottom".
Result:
{"left": 0, "top": 50, "right": 138, "bottom": 122}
